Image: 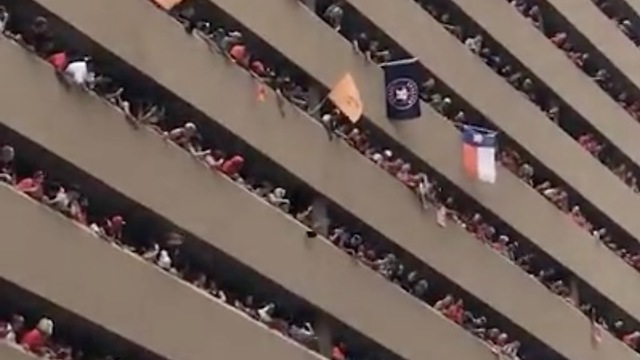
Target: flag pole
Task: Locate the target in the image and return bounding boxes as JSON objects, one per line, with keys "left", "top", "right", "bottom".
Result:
{"left": 378, "top": 57, "right": 419, "bottom": 68}
{"left": 308, "top": 96, "right": 330, "bottom": 115}
{"left": 451, "top": 121, "right": 497, "bottom": 135}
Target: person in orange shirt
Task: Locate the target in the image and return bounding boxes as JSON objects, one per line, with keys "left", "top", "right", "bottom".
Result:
{"left": 16, "top": 170, "right": 46, "bottom": 201}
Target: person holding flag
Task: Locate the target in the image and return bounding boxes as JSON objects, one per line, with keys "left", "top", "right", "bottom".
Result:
{"left": 309, "top": 72, "right": 364, "bottom": 139}
{"left": 326, "top": 72, "right": 364, "bottom": 123}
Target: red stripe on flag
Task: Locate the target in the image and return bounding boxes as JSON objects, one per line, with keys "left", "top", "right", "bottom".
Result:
{"left": 462, "top": 143, "right": 478, "bottom": 178}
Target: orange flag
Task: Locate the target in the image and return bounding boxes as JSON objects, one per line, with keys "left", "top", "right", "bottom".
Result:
{"left": 152, "top": 0, "right": 184, "bottom": 10}
{"left": 328, "top": 73, "right": 363, "bottom": 123}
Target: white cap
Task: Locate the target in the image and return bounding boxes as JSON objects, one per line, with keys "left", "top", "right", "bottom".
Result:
{"left": 37, "top": 318, "right": 54, "bottom": 335}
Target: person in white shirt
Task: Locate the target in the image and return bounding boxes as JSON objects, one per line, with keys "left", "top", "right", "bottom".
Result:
{"left": 370, "top": 153, "right": 383, "bottom": 165}
{"left": 416, "top": 173, "right": 433, "bottom": 210}
{"left": 142, "top": 243, "right": 160, "bottom": 261}
{"left": 0, "top": 6, "right": 9, "bottom": 34}
{"left": 267, "top": 188, "right": 290, "bottom": 212}
{"left": 464, "top": 34, "right": 483, "bottom": 54}
{"left": 501, "top": 340, "right": 521, "bottom": 360}
{"left": 257, "top": 303, "right": 275, "bottom": 324}
{"left": 289, "top": 322, "right": 317, "bottom": 345}
{"left": 156, "top": 249, "right": 172, "bottom": 270}
{"left": 0, "top": 315, "right": 24, "bottom": 342}
{"left": 323, "top": 2, "right": 344, "bottom": 31}
{"left": 64, "top": 57, "right": 92, "bottom": 86}
{"left": 45, "top": 185, "right": 70, "bottom": 212}
{"left": 89, "top": 222, "right": 106, "bottom": 237}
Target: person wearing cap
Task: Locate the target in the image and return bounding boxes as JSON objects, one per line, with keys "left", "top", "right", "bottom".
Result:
{"left": 20, "top": 317, "right": 53, "bottom": 355}
{"left": 165, "top": 122, "right": 199, "bottom": 150}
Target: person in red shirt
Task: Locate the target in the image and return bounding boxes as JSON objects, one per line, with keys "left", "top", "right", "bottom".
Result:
{"left": 623, "top": 331, "right": 640, "bottom": 349}
{"left": 220, "top": 155, "right": 245, "bottom": 180}
{"left": 20, "top": 317, "right": 53, "bottom": 355}
{"left": 331, "top": 342, "right": 346, "bottom": 360}
{"left": 47, "top": 51, "right": 68, "bottom": 72}
{"left": 249, "top": 56, "right": 266, "bottom": 78}
{"left": 16, "top": 170, "right": 45, "bottom": 201}
{"left": 550, "top": 32, "right": 568, "bottom": 47}
{"left": 103, "top": 215, "right": 126, "bottom": 242}
{"left": 228, "top": 43, "right": 249, "bottom": 67}
{"left": 445, "top": 299, "right": 464, "bottom": 324}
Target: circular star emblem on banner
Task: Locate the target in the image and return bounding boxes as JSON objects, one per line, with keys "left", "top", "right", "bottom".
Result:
{"left": 386, "top": 78, "right": 419, "bottom": 111}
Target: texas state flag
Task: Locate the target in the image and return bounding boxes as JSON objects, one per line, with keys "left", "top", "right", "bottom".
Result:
{"left": 462, "top": 125, "right": 497, "bottom": 183}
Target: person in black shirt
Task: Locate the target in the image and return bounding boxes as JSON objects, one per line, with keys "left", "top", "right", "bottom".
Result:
{"left": 23, "top": 17, "right": 55, "bottom": 57}
{"left": 170, "top": 1, "right": 197, "bottom": 34}
{"left": 352, "top": 32, "right": 370, "bottom": 55}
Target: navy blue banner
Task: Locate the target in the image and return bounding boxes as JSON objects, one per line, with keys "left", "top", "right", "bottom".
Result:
{"left": 382, "top": 58, "right": 421, "bottom": 120}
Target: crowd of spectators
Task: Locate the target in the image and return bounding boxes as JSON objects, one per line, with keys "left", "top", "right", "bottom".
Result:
{"left": 314, "top": 0, "right": 640, "bottom": 353}
{"left": 509, "top": 0, "right": 640, "bottom": 115}
{"left": 413, "top": 0, "right": 640, "bottom": 199}
{"left": 417, "top": 0, "right": 640, "bottom": 265}
{"left": 0, "top": 7, "right": 517, "bottom": 356}
{"left": 1, "top": 144, "right": 344, "bottom": 358}
{"left": 0, "top": 3, "right": 532, "bottom": 359}
{"left": 592, "top": 0, "right": 640, "bottom": 45}
{"left": 6, "top": 0, "right": 640, "bottom": 359}
{"left": 169, "top": 1, "right": 312, "bottom": 112}
{"left": 505, "top": 0, "right": 640, "bottom": 185}
{"left": 0, "top": 315, "right": 70, "bottom": 359}
{"left": 315, "top": 0, "right": 640, "bottom": 282}
{"left": 71, "top": 0, "right": 640, "bottom": 356}
{"left": 0, "top": 7, "right": 360, "bottom": 359}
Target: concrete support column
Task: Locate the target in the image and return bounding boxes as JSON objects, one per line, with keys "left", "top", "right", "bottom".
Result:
{"left": 298, "top": 0, "right": 318, "bottom": 12}
{"left": 570, "top": 276, "right": 580, "bottom": 306}
{"left": 307, "top": 84, "right": 324, "bottom": 120}
{"left": 316, "top": 315, "right": 333, "bottom": 357}
{"left": 311, "top": 198, "right": 330, "bottom": 237}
